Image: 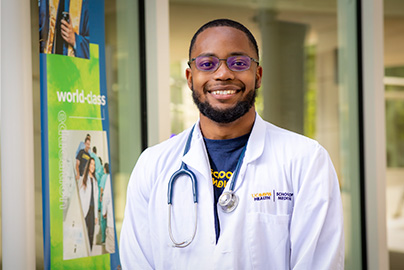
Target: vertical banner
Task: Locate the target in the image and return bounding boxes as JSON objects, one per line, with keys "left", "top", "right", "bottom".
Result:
{"left": 39, "top": 0, "right": 121, "bottom": 269}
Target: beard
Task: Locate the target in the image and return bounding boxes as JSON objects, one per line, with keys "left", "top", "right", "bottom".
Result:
{"left": 192, "top": 85, "right": 256, "bottom": 124}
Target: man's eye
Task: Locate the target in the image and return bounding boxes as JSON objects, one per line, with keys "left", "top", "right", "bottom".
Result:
{"left": 200, "top": 61, "right": 213, "bottom": 67}
{"left": 197, "top": 59, "right": 216, "bottom": 70}
{"left": 234, "top": 61, "right": 247, "bottom": 66}
{"left": 230, "top": 59, "right": 248, "bottom": 66}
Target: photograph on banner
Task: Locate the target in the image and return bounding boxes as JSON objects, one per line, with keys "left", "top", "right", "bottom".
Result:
{"left": 62, "top": 130, "right": 115, "bottom": 260}
{"left": 39, "top": 0, "right": 90, "bottom": 59}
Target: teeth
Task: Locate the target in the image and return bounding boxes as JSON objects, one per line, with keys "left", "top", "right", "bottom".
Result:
{"left": 211, "top": 90, "right": 236, "bottom": 95}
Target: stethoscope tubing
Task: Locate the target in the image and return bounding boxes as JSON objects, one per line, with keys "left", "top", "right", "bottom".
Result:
{"left": 167, "top": 124, "right": 248, "bottom": 247}
{"left": 167, "top": 163, "right": 198, "bottom": 204}
{"left": 227, "top": 146, "right": 246, "bottom": 192}
{"left": 167, "top": 125, "right": 198, "bottom": 248}
{"left": 168, "top": 203, "right": 197, "bottom": 248}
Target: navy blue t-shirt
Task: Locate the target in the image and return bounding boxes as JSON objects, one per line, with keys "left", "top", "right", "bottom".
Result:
{"left": 203, "top": 133, "right": 250, "bottom": 243}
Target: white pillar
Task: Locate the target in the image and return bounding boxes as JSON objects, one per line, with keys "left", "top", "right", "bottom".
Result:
{"left": 0, "top": 0, "right": 36, "bottom": 268}
{"left": 362, "top": 0, "right": 389, "bottom": 269}
{"left": 146, "top": 0, "right": 171, "bottom": 145}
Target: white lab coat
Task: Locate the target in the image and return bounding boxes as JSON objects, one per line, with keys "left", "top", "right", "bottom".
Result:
{"left": 102, "top": 175, "right": 114, "bottom": 227}
{"left": 120, "top": 114, "right": 344, "bottom": 270}
{"left": 78, "top": 176, "right": 99, "bottom": 220}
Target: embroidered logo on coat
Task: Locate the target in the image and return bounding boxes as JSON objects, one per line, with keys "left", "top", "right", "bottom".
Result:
{"left": 251, "top": 190, "right": 294, "bottom": 202}
{"left": 251, "top": 192, "right": 272, "bottom": 201}
{"left": 276, "top": 192, "right": 293, "bottom": 201}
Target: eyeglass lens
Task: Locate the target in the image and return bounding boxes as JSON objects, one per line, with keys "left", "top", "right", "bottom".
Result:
{"left": 194, "top": 56, "right": 252, "bottom": 72}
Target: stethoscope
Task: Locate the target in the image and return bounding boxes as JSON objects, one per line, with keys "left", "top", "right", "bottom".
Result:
{"left": 167, "top": 125, "right": 247, "bottom": 248}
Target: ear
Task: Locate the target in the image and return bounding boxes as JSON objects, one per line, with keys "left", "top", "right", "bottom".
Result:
{"left": 185, "top": 67, "right": 193, "bottom": 90}
{"left": 255, "top": 65, "right": 263, "bottom": 89}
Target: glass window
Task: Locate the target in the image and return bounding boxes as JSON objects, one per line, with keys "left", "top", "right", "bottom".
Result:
{"left": 385, "top": 69, "right": 404, "bottom": 168}
{"left": 104, "top": 0, "right": 143, "bottom": 242}
{"left": 384, "top": 1, "right": 404, "bottom": 268}
{"left": 169, "top": 0, "right": 362, "bottom": 268}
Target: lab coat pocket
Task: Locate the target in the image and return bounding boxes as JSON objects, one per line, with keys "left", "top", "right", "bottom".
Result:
{"left": 247, "top": 212, "right": 291, "bottom": 270}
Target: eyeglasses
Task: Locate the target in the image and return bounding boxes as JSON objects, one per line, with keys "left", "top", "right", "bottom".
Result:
{"left": 188, "top": 55, "right": 259, "bottom": 72}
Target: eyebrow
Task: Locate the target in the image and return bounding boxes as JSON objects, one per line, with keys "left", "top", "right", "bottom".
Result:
{"left": 194, "top": 52, "right": 251, "bottom": 58}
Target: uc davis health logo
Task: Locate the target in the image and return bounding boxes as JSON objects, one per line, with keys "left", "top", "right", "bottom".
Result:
{"left": 251, "top": 192, "right": 272, "bottom": 201}
{"left": 251, "top": 190, "right": 294, "bottom": 203}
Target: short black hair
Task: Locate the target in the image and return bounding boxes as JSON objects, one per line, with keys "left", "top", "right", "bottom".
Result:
{"left": 104, "top": 163, "right": 109, "bottom": 174}
{"left": 189, "top": 18, "right": 259, "bottom": 59}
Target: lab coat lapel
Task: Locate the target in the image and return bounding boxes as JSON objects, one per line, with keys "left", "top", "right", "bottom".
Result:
{"left": 231, "top": 114, "right": 266, "bottom": 191}
{"left": 179, "top": 116, "right": 267, "bottom": 192}
{"left": 182, "top": 125, "right": 211, "bottom": 181}
{"left": 244, "top": 113, "right": 266, "bottom": 164}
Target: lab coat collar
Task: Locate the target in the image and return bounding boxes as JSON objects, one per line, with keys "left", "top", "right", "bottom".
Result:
{"left": 182, "top": 113, "right": 266, "bottom": 174}
{"left": 244, "top": 113, "right": 266, "bottom": 164}
{"left": 181, "top": 122, "right": 211, "bottom": 180}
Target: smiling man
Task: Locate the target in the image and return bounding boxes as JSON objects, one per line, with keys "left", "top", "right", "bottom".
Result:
{"left": 120, "top": 19, "right": 344, "bottom": 269}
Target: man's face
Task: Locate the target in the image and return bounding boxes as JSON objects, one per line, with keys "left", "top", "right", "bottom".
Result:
{"left": 85, "top": 139, "right": 90, "bottom": 151}
{"left": 186, "top": 26, "right": 262, "bottom": 123}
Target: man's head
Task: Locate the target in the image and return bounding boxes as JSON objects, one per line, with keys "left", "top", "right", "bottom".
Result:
{"left": 188, "top": 19, "right": 259, "bottom": 60}
{"left": 186, "top": 19, "right": 262, "bottom": 124}
{"left": 104, "top": 163, "right": 110, "bottom": 174}
{"left": 84, "top": 137, "right": 91, "bottom": 151}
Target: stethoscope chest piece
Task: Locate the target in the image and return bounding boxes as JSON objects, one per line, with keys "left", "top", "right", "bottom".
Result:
{"left": 218, "top": 191, "right": 239, "bottom": 213}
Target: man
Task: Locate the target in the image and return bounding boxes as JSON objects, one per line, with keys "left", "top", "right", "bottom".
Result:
{"left": 75, "top": 136, "right": 91, "bottom": 180}
{"left": 120, "top": 19, "right": 344, "bottom": 269}
{"left": 90, "top": 146, "right": 104, "bottom": 182}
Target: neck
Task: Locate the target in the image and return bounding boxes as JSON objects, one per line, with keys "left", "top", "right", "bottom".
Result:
{"left": 199, "top": 108, "right": 256, "bottom": 140}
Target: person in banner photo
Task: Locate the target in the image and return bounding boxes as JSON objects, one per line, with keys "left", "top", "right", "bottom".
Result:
{"left": 120, "top": 19, "right": 344, "bottom": 269}
{"left": 90, "top": 146, "right": 104, "bottom": 182}
{"left": 39, "top": 0, "right": 90, "bottom": 59}
{"left": 76, "top": 135, "right": 91, "bottom": 180}
{"left": 75, "top": 133, "right": 91, "bottom": 157}
{"left": 79, "top": 157, "right": 99, "bottom": 251}
{"left": 101, "top": 165, "right": 115, "bottom": 253}
{"left": 99, "top": 163, "right": 110, "bottom": 244}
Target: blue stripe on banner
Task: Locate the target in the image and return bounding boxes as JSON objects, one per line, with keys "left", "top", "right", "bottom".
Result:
{"left": 40, "top": 52, "right": 51, "bottom": 270}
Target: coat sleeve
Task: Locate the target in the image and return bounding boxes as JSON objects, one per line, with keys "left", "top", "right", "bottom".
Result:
{"left": 94, "top": 179, "right": 99, "bottom": 220}
{"left": 290, "top": 144, "right": 344, "bottom": 270}
{"left": 120, "top": 151, "right": 155, "bottom": 270}
{"left": 78, "top": 178, "right": 86, "bottom": 215}
{"left": 102, "top": 176, "right": 111, "bottom": 216}
{"left": 74, "top": 0, "right": 90, "bottom": 58}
